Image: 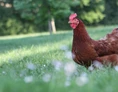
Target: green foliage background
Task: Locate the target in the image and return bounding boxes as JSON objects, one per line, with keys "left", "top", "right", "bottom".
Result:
{"left": 0, "top": 0, "right": 118, "bottom": 35}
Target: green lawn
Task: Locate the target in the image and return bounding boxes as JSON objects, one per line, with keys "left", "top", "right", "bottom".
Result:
{"left": 0, "top": 25, "right": 118, "bottom": 92}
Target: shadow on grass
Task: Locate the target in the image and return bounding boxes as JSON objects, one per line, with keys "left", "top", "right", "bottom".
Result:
{"left": 0, "top": 32, "right": 72, "bottom": 54}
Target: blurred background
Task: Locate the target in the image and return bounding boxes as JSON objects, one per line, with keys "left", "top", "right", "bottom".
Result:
{"left": 0, "top": 0, "right": 118, "bottom": 36}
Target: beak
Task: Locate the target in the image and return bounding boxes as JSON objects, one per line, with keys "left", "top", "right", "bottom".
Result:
{"left": 68, "top": 21, "right": 71, "bottom": 23}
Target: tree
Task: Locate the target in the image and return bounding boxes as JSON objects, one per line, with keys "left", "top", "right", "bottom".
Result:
{"left": 13, "top": 0, "right": 79, "bottom": 34}
{"left": 71, "top": 0, "right": 105, "bottom": 25}
{"left": 0, "top": 0, "right": 13, "bottom": 18}
{"left": 103, "top": 0, "right": 118, "bottom": 24}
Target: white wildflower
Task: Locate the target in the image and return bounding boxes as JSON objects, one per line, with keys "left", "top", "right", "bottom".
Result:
{"left": 114, "top": 66, "right": 118, "bottom": 72}
{"left": 42, "top": 74, "right": 51, "bottom": 82}
{"left": 52, "top": 60, "right": 63, "bottom": 71}
{"left": 76, "top": 72, "right": 89, "bottom": 86}
{"left": 20, "top": 73, "right": 23, "bottom": 77}
{"left": 64, "top": 62, "right": 76, "bottom": 76}
{"left": 8, "top": 59, "right": 12, "bottom": 64}
{"left": 88, "top": 65, "right": 94, "bottom": 71}
{"left": 24, "top": 76, "right": 33, "bottom": 83}
{"left": 72, "top": 53, "right": 75, "bottom": 59}
{"left": 65, "top": 80, "right": 71, "bottom": 87}
{"left": 65, "top": 77, "right": 71, "bottom": 87}
{"left": 93, "top": 60, "right": 103, "bottom": 69}
{"left": 26, "top": 62, "right": 36, "bottom": 70}
{"left": 60, "top": 45, "right": 68, "bottom": 51}
{"left": 65, "top": 51, "right": 72, "bottom": 59}
{"left": 2, "top": 71, "right": 6, "bottom": 74}
{"left": 20, "top": 70, "right": 26, "bottom": 77}
{"left": 43, "top": 64, "right": 46, "bottom": 67}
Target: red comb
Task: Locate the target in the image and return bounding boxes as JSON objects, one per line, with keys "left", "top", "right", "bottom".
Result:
{"left": 69, "top": 13, "right": 77, "bottom": 20}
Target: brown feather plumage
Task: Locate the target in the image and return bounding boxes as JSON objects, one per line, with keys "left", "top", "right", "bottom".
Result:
{"left": 72, "top": 19, "right": 98, "bottom": 66}
{"left": 96, "top": 54, "right": 118, "bottom": 66}
{"left": 69, "top": 13, "right": 118, "bottom": 67}
{"left": 93, "top": 28, "right": 118, "bottom": 56}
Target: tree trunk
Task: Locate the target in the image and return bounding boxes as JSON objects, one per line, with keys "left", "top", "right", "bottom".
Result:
{"left": 48, "top": 19, "right": 52, "bottom": 34}
{"left": 48, "top": 17, "right": 56, "bottom": 34}
{"left": 51, "top": 17, "right": 56, "bottom": 33}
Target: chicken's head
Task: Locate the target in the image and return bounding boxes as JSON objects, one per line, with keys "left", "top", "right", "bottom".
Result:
{"left": 68, "top": 13, "right": 79, "bottom": 29}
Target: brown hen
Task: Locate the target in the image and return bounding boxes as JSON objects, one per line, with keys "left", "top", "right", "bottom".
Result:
{"left": 68, "top": 13, "right": 118, "bottom": 67}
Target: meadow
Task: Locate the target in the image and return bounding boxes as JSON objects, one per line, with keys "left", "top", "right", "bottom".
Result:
{"left": 0, "top": 25, "right": 118, "bottom": 92}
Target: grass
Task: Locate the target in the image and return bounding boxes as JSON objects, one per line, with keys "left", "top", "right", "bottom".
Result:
{"left": 0, "top": 25, "right": 118, "bottom": 92}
